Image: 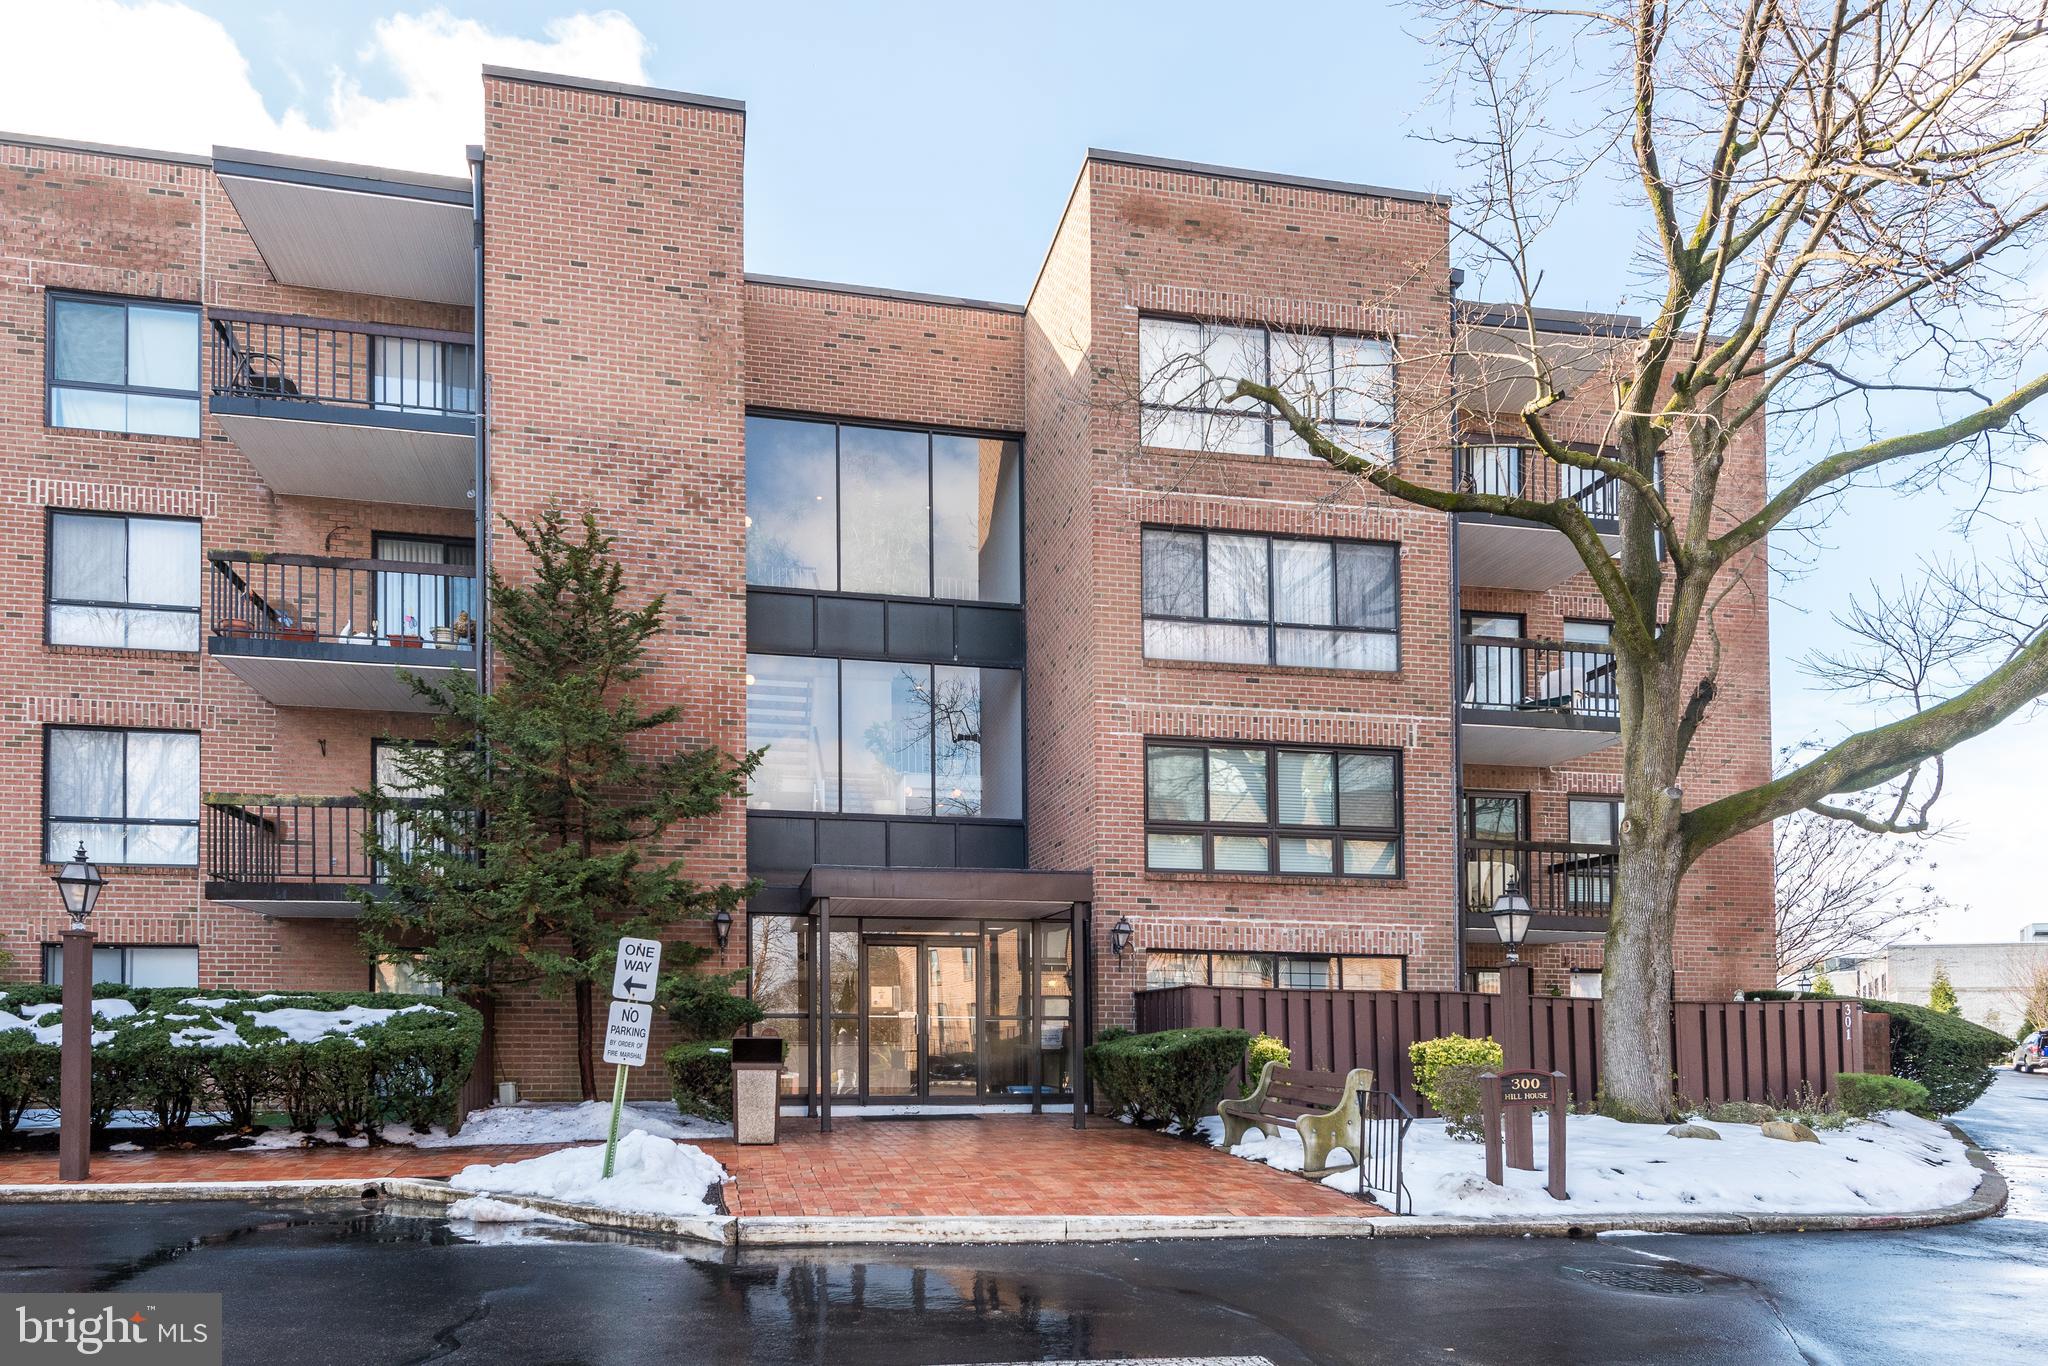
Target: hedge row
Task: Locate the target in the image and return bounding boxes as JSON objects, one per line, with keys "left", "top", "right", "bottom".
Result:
{"left": 1086, "top": 1026, "right": 1251, "bottom": 1137}
{"left": 1744, "top": 990, "right": 2010, "bottom": 1114}
{"left": 0, "top": 985, "right": 482, "bottom": 1140}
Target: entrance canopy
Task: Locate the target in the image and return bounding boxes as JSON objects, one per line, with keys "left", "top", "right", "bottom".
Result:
{"left": 777, "top": 866, "right": 1094, "bottom": 1133}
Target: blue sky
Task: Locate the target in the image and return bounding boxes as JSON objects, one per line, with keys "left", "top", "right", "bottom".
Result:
{"left": 9, "top": 2, "right": 2043, "bottom": 945}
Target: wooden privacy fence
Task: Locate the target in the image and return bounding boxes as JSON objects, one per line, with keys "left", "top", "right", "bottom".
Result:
{"left": 1133, "top": 984, "right": 1867, "bottom": 1115}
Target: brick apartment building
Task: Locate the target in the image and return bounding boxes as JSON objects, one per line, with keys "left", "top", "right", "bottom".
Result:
{"left": 0, "top": 66, "right": 1774, "bottom": 1106}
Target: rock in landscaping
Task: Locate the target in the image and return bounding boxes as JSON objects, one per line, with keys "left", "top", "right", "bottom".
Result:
{"left": 1666, "top": 1123, "right": 1722, "bottom": 1140}
{"left": 1760, "top": 1119, "right": 1820, "bottom": 1144}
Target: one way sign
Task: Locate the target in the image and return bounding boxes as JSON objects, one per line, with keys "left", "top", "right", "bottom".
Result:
{"left": 611, "top": 936, "right": 662, "bottom": 1004}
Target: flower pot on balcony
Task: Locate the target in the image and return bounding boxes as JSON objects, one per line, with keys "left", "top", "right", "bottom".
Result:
{"left": 276, "top": 625, "right": 317, "bottom": 643}
{"left": 387, "top": 634, "right": 424, "bottom": 649}
{"left": 217, "top": 620, "right": 258, "bottom": 639}
{"left": 431, "top": 626, "right": 456, "bottom": 648}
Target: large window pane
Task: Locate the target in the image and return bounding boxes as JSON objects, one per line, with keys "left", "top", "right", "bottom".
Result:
{"left": 1275, "top": 626, "right": 1396, "bottom": 671}
{"left": 1144, "top": 950, "right": 1209, "bottom": 988}
{"left": 1141, "top": 529, "right": 1205, "bottom": 618}
{"left": 1338, "top": 752, "right": 1398, "bottom": 829}
{"left": 124, "top": 948, "right": 200, "bottom": 988}
{"left": 48, "top": 729, "right": 122, "bottom": 821}
{"left": 1213, "top": 835, "right": 1269, "bottom": 872}
{"left": 842, "top": 660, "right": 933, "bottom": 815}
{"left": 938, "top": 665, "right": 1023, "bottom": 819}
{"left": 1339, "top": 956, "right": 1403, "bottom": 990}
{"left": 745, "top": 416, "right": 838, "bottom": 590}
{"left": 128, "top": 305, "right": 199, "bottom": 390}
{"left": 750, "top": 916, "right": 805, "bottom": 1014}
{"left": 45, "top": 727, "right": 197, "bottom": 865}
{"left": 1273, "top": 540, "right": 1333, "bottom": 625}
{"left": 1276, "top": 751, "right": 1335, "bottom": 825}
{"left": 51, "top": 513, "right": 201, "bottom": 651}
{"left": 127, "top": 732, "right": 199, "bottom": 823}
{"left": 1146, "top": 832, "right": 1204, "bottom": 869}
{"left": 1145, "top": 745, "right": 1206, "bottom": 822}
{"left": 1332, "top": 335, "right": 1395, "bottom": 425}
{"left": 50, "top": 514, "right": 125, "bottom": 603}
{"left": 932, "top": 436, "right": 1021, "bottom": 603}
{"left": 52, "top": 300, "right": 125, "bottom": 385}
{"left": 1278, "top": 837, "right": 1334, "bottom": 874}
{"left": 1569, "top": 798, "right": 1619, "bottom": 845}
{"left": 1143, "top": 619, "right": 1268, "bottom": 665}
{"left": 746, "top": 654, "right": 840, "bottom": 812}
{"left": 128, "top": 518, "right": 201, "bottom": 607}
{"left": 1210, "top": 953, "right": 1277, "bottom": 988}
{"left": 1206, "top": 535, "right": 1268, "bottom": 621}
{"left": 839, "top": 426, "right": 930, "bottom": 596}
{"left": 1335, "top": 543, "right": 1398, "bottom": 631}
{"left": 1138, "top": 317, "right": 1209, "bottom": 409}
{"left": 1208, "top": 748, "right": 1268, "bottom": 823}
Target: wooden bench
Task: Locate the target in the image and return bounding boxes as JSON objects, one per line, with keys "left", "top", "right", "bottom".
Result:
{"left": 1217, "top": 1062, "right": 1373, "bottom": 1174}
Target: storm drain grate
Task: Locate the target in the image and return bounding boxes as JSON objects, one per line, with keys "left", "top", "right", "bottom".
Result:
{"left": 1563, "top": 1265, "right": 1708, "bottom": 1296}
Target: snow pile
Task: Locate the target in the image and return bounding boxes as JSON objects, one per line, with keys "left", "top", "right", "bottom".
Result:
{"left": 446, "top": 1195, "right": 575, "bottom": 1224}
{"left": 416, "top": 1100, "right": 729, "bottom": 1148}
{"left": 1210, "top": 1110, "right": 1981, "bottom": 1217}
{"left": 0, "top": 998, "right": 136, "bottom": 1046}
{"left": 450, "top": 1130, "right": 728, "bottom": 1218}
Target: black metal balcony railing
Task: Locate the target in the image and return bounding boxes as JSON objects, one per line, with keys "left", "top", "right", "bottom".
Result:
{"left": 209, "top": 310, "right": 476, "bottom": 418}
{"left": 1455, "top": 445, "right": 1620, "bottom": 522}
{"left": 1465, "top": 838, "right": 1616, "bottom": 917}
{"left": 1459, "top": 635, "right": 1619, "bottom": 720}
{"left": 209, "top": 552, "right": 477, "bottom": 649}
{"left": 206, "top": 796, "right": 470, "bottom": 888}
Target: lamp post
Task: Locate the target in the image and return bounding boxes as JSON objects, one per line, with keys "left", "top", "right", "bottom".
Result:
{"left": 52, "top": 843, "right": 105, "bottom": 1183}
{"left": 1489, "top": 876, "right": 1532, "bottom": 965}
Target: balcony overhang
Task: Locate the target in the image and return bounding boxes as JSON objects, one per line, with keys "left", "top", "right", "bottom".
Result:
{"left": 213, "top": 148, "right": 474, "bottom": 306}
{"left": 1457, "top": 512, "right": 1623, "bottom": 591}
{"left": 212, "top": 397, "right": 474, "bottom": 508}
{"left": 204, "top": 883, "right": 369, "bottom": 919}
{"left": 1459, "top": 712, "right": 1620, "bottom": 766}
{"left": 210, "top": 637, "right": 472, "bottom": 711}
{"left": 1462, "top": 912, "right": 1608, "bottom": 944}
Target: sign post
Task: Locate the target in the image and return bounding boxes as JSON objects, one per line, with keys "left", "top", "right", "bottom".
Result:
{"left": 1479, "top": 1070, "right": 1569, "bottom": 1200}
{"left": 600, "top": 937, "right": 662, "bottom": 1179}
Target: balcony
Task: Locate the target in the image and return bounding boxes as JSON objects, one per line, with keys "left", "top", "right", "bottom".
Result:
{"left": 207, "top": 552, "right": 475, "bottom": 711}
{"left": 1453, "top": 445, "right": 1623, "bottom": 590}
{"left": 212, "top": 146, "right": 474, "bottom": 306}
{"left": 209, "top": 312, "right": 476, "bottom": 507}
{"left": 204, "top": 795, "right": 462, "bottom": 917}
{"left": 1462, "top": 838, "right": 1613, "bottom": 943}
{"left": 1459, "top": 634, "right": 1620, "bottom": 766}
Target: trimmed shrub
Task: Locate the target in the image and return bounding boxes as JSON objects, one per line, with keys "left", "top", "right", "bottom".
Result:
{"left": 1409, "top": 1036, "right": 1504, "bottom": 1110}
{"left": 1086, "top": 1027, "right": 1252, "bottom": 1137}
{"left": 0, "top": 986, "right": 481, "bottom": 1143}
{"left": 1835, "top": 1071, "right": 1932, "bottom": 1118}
{"left": 1429, "top": 1064, "right": 1494, "bottom": 1141}
{"left": 1242, "top": 1033, "right": 1292, "bottom": 1098}
{"left": 665, "top": 1037, "right": 787, "bottom": 1122}
{"left": 661, "top": 969, "right": 764, "bottom": 1044}
{"left": 1741, "top": 992, "right": 2008, "bottom": 1114}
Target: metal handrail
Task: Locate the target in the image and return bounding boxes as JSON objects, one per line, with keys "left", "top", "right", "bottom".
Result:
{"left": 1454, "top": 444, "right": 1622, "bottom": 521}
{"left": 209, "top": 311, "right": 476, "bottom": 417}
{"left": 1356, "top": 1087, "right": 1413, "bottom": 1214}
{"left": 1459, "top": 635, "right": 1619, "bottom": 719}
{"left": 1465, "top": 838, "right": 1616, "bottom": 916}
{"left": 204, "top": 795, "right": 464, "bottom": 887}
{"left": 207, "top": 551, "right": 477, "bottom": 648}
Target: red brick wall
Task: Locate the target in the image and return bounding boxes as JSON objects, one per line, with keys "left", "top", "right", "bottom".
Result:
{"left": 480, "top": 72, "right": 749, "bottom": 1098}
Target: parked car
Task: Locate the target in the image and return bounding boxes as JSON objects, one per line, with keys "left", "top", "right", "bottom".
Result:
{"left": 2014, "top": 1030, "right": 2048, "bottom": 1073}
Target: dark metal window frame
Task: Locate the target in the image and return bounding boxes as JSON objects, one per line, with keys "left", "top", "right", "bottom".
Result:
{"left": 370, "top": 530, "right": 479, "bottom": 634}
{"left": 1137, "top": 314, "right": 1398, "bottom": 461}
{"left": 45, "top": 290, "right": 203, "bottom": 434}
{"left": 743, "top": 409, "right": 1026, "bottom": 607}
{"left": 1566, "top": 795, "right": 1622, "bottom": 845}
{"left": 1140, "top": 525, "right": 1401, "bottom": 671}
{"left": 1142, "top": 738, "right": 1405, "bottom": 879}
{"left": 1461, "top": 789, "right": 1529, "bottom": 840}
{"left": 746, "top": 653, "right": 1026, "bottom": 822}
{"left": 39, "top": 942, "right": 200, "bottom": 986}
{"left": 43, "top": 507, "right": 203, "bottom": 650}
{"left": 41, "top": 723, "right": 201, "bottom": 867}
{"left": 1145, "top": 948, "right": 1408, "bottom": 990}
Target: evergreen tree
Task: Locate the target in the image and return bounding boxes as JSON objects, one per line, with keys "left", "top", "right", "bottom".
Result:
{"left": 356, "top": 509, "right": 758, "bottom": 1099}
{"left": 1808, "top": 967, "right": 1834, "bottom": 998}
{"left": 1928, "top": 963, "right": 1962, "bottom": 1018}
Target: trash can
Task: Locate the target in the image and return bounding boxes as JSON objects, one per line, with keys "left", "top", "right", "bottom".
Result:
{"left": 730, "top": 1035, "right": 784, "bottom": 1145}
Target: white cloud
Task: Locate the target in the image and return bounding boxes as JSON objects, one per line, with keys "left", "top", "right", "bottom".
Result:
{"left": 0, "top": 2, "right": 650, "bottom": 173}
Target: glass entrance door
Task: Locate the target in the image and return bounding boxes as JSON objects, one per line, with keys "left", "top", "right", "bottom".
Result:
{"left": 862, "top": 939, "right": 981, "bottom": 1101}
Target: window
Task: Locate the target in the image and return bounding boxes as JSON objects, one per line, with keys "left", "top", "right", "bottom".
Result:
{"left": 47, "top": 294, "right": 201, "bottom": 437}
{"left": 43, "top": 944, "right": 197, "bottom": 987}
{"left": 1138, "top": 317, "right": 1393, "bottom": 461}
{"left": 745, "top": 415, "right": 1021, "bottom": 603}
{"left": 47, "top": 511, "right": 200, "bottom": 650}
{"left": 1568, "top": 797, "right": 1620, "bottom": 845}
{"left": 746, "top": 655, "right": 1023, "bottom": 818}
{"left": 44, "top": 727, "right": 199, "bottom": 865}
{"left": 1144, "top": 949, "right": 1403, "bottom": 991}
{"left": 373, "top": 534, "right": 477, "bottom": 641}
{"left": 1141, "top": 528, "right": 1398, "bottom": 669}
{"left": 371, "top": 954, "right": 444, "bottom": 995}
{"left": 1570, "top": 969, "right": 1604, "bottom": 999}
{"left": 1143, "top": 740, "right": 1401, "bottom": 877}
{"left": 1468, "top": 968, "right": 1502, "bottom": 995}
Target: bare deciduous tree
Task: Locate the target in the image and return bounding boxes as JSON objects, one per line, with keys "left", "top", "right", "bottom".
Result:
{"left": 1773, "top": 776, "right": 1951, "bottom": 985}
{"left": 1141, "top": 1, "right": 2048, "bottom": 1117}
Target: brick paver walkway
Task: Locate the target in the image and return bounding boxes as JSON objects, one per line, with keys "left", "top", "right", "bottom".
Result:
{"left": 0, "top": 1118, "right": 1385, "bottom": 1219}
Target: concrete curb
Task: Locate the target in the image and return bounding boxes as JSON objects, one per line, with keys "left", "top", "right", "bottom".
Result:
{"left": 0, "top": 1121, "right": 2005, "bottom": 1244}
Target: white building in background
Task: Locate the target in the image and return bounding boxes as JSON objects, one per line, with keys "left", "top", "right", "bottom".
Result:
{"left": 1850, "top": 932, "right": 2048, "bottom": 1034}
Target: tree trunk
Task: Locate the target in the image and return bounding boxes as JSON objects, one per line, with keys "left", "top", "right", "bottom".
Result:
{"left": 575, "top": 978, "right": 598, "bottom": 1101}
{"left": 1600, "top": 821, "right": 1684, "bottom": 1120}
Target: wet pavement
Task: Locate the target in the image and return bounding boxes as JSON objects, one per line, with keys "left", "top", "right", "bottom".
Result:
{"left": 1, "top": 1071, "right": 2043, "bottom": 1364}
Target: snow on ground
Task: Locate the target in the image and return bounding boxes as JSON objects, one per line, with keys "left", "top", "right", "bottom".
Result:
{"left": 449, "top": 1129, "right": 728, "bottom": 1218}
{"left": 445, "top": 1195, "right": 575, "bottom": 1224}
{"left": 413, "top": 1100, "right": 730, "bottom": 1147}
{"left": 1204, "top": 1110, "right": 1981, "bottom": 1217}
